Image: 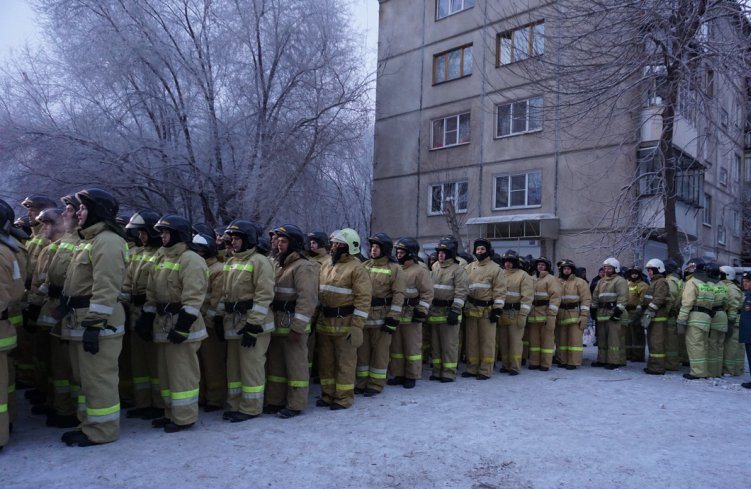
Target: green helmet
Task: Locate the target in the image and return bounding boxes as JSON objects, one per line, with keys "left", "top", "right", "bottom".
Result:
{"left": 330, "top": 228, "right": 361, "bottom": 255}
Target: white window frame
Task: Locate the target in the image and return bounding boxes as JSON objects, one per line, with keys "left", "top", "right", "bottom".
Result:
{"left": 493, "top": 171, "right": 543, "bottom": 210}
{"left": 495, "top": 97, "right": 543, "bottom": 138}
{"left": 431, "top": 112, "right": 471, "bottom": 150}
{"left": 498, "top": 21, "right": 545, "bottom": 66}
{"left": 435, "top": 0, "right": 474, "bottom": 20}
{"left": 429, "top": 181, "right": 469, "bottom": 216}
{"left": 718, "top": 225, "right": 726, "bottom": 246}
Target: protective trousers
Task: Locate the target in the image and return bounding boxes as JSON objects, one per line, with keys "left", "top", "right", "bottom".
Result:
{"left": 131, "top": 333, "right": 162, "bottom": 409}
{"left": 50, "top": 337, "right": 75, "bottom": 416}
{"left": 72, "top": 337, "right": 123, "bottom": 444}
{"left": 118, "top": 330, "right": 133, "bottom": 405}
{"left": 198, "top": 327, "right": 227, "bottom": 408}
{"left": 389, "top": 322, "right": 422, "bottom": 380}
{"left": 226, "top": 335, "right": 271, "bottom": 416}
{"left": 422, "top": 323, "right": 431, "bottom": 366}
{"left": 1, "top": 351, "right": 8, "bottom": 448}
{"left": 723, "top": 326, "right": 746, "bottom": 376}
{"left": 317, "top": 333, "right": 356, "bottom": 408}
{"left": 625, "top": 321, "right": 646, "bottom": 361}
{"left": 707, "top": 330, "right": 725, "bottom": 378}
{"left": 32, "top": 329, "right": 51, "bottom": 405}
{"left": 430, "top": 322, "right": 460, "bottom": 380}
{"left": 7, "top": 356, "right": 15, "bottom": 422}
{"left": 158, "top": 341, "right": 201, "bottom": 425}
{"left": 14, "top": 326, "right": 35, "bottom": 386}
{"left": 265, "top": 333, "right": 310, "bottom": 411}
{"left": 664, "top": 320, "right": 681, "bottom": 371}
{"left": 596, "top": 319, "right": 624, "bottom": 366}
{"left": 553, "top": 321, "right": 564, "bottom": 365}
{"left": 498, "top": 311, "right": 525, "bottom": 373}
{"left": 685, "top": 325, "right": 709, "bottom": 378}
{"left": 522, "top": 326, "right": 530, "bottom": 362}
{"left": 527, "top": 317, "right": 556, "bottom": 368}
{"left": 557, "top": 320, "right": 584, "bottom": 366}
{"left": 356, "top": 328, "right": 391, "bottom": 392}
{"left": 464, "top": 315, "right": 496, "bottom": 377}
{"left": 646, "top": 321, "right": 666, "bottom": 373}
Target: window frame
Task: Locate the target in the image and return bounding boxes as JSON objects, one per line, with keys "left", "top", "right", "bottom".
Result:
{"left": 717, "top": 225, "right": 726, "bottom": 246}
{"left": 732, "top": 210, "right": 741, "bottom": 236}
{"left": 430, "top": 112, "right": 471, "bottom": 150}
{"left": 495, "top": 96, "right": 544, "bottom": 138}
{"left": 433, "top": 44, "right": 473, "bottom": 85}
{"left": 497, "top": 21, "right": 545, "bottom": 66}
{"left": 719, "top": 167, "right": 728, "bottom": 187}
{"left": 703, "top": 193, "right": 712, "bottom": 226}
{"left": 435, "top": 0, "right": 475, "bottom": 20}
{"left": 492, "top": 170, "right": 543, "bottom": 210}
{"left": 428, "top": 181, "right": 469, "bottom": 216}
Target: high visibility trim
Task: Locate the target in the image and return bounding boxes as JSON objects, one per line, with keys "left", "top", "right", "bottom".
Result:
{"left": 443, "top": 362, "right": 458, "bottom": 368}
{"left": 406, "top": 354, "right": 422, "bottom": 361}
{"left": 182, "top": 305, "right": 201, "bottom": 317}
{"left": 453, "top": 298, "right": 465, "bottom": 307}
{"left": 354, "top": 309, "right": 369, "bottom": 318}
{"left": 528, "top": 316, "right": 547, "bottom": 323}
{"left": 294, "top": 312, "right": 311, "bottom": 322}
{"left": 509, "top": 354, "right": 522, "bottom": 359}
{"left": 428, "top": 316, "right": 447, "bottom": 323}
{"left": 268, "top": 375, "right": 287, "bottom": 383}
{"left": 275, "top": 287, "right": 297, "bottom": 295}
{"left": 520, "top": 304, "right": 531, "bottom": 311}
{"left": 494, "top": 299, "right": 505, "bottom": 304}
{"left": 368, "top": 267, "right": 392, "bottom": 275}
{"left": 540, "top": 348, "right": 554, "bottom": 354}
{"left": 390, "top": 353, "right": 405, "bottom": 359}
{"left": 562, "top": 295, "right": 580, "bottom": 300}
{"left": 559, "top": 318, "right": 579, "bottom": 325}
{"left": 368, "top": 369, "right": 387, "bottom": 380}
{"left": 356, "top": 370, "right": 369, "bottom": 378}
{"left": 548, "top": 305, "right": 559, "bottom": 313}
{"left": 335, "top": 383, "right": 354, "bottom": 391}
{"left": 431, "top": 358, "right": 441, "bottom": 364}
{"left": 88, "top": 303, "right": 114, "bottom": 314}
{"left": 224, "top": 263, "right": 254, "bottom": 272}
{"left": 241, "top": 385, "right": 265, "bottom": 400}
{"left": 86, "top": 403, "right": 121, "bottom": 423}
{"left": 287, "top": 380, "right": 309, "bottom": 388}
{"left": 434, "top": 284, "right": 454, "bottom": 290}
{"left": 568, "top": 346, "right": 583, "bottom": 352}
{"left": 580, "top": 305, "right": 590, "bottom": 311}
{"left": 534, "top": 292, "right": 548, "bottom": 297}
{"left": 319, "top": 378, "right": 335, "bottom": 386}
{"left": 469, "top": 283, "right": 491, "bottom": 289}
{"left": 252, "top": 304, "right": 269, "bottom": 315}
{"left": 320, "top": 285, "right": 353, "bottom": 295}
{"left": 0, "top": 403, "right": 7, "bottom": 413}
{"left": 366, "top": 319, "right": 385, "bottom": 326}
{"left": 391, "top": 305, "right": 403, "bottom": 313}
{"left": 481, "top": 357, "right": 495, "bottom": 363}
{"left": 506, "top": 291, "right": 521, "bottom": 297}
{"left": 405, "top": 288, "right": 418, "bottom": 294}
{"left": 0, "top": 336, "right": 17, "bottom": 349}
{"left": 419, "top": 301, "right": 431, "bottom": 309}
{"left": 157, "top": 261, "right": 181, "bottom": 271}
{"left": 649, "top": 353, "right": 666, "bottom": 358}
{"left": 529, "top": 347, "right": 542, "bottom": 352}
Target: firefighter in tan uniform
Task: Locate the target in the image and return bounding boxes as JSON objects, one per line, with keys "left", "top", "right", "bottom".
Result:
{"left": 625, "top": 266, "right": 649, "bottom": 362}
{"left": 316, "top": 228, "right": 371, "bottom": 409}
{"left": 428, "top": 238, "right": 468, "bottom": 382}
{"left": 263, "top": 225, "right": 317, "bottom": 418}
{"left": 218, "top": 220, "right": 274, "bottom": 421}
{"left": 59, "top": 189, "right": 127, "bottom": 447}
{"left": 555, "top": 259, "right": 591, "bottom": 369}
{"left": 635, "top": 259, "right": 672, "bottom": 375}
{"left": 1, "top": 199, "right": 27, "bottom": 451}
{"left": 498, "top": 250, "right": 533, "bottom": 375}
{"left": 706, "top": 263, "right": 729, "bottom": 378}
{"left": 679, "top": 258, "right": 716, "bottom": 379}
{"left": 192, "top": 233, "right": 227, "bottom": 412}
{"left": 122, "top": 210, "right": 164, "bottom": 421}
{"left": 306, "top": 231, "right": 330, "bottom": 380}
{"left": 526, "top": 257, "right": 561, "bottom": 371}
{"left": 388, "top": 238, "right": 432, "bottom": 389}
{"left": 663, "top": 259, "right": 684, "bottom": 370}
{"left": 591, "top": 257, "right": 629, "bottom": 369}
{"left": 720, "top": 266, "right": 744, "bottom": 376}
{"left": 356, "top": 233, "right": 404, "bottom": 396}
{"left": 462, "top": 239, "right": 506, "bottom": 380}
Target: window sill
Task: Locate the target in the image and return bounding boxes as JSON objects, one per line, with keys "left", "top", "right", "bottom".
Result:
{"left": 430, "top": 142, "right": 470, "bottom": 151}
{"left": 491, "top": 205, "right": 542, "bottom": 211}
{"left": 428, "top": 211, "right": 468, "bottom": 217}
{"left": 494, "top": 129, "right": 543, "bottom": 140}
{"left": 435, "top": 7, "right": 474, "bottom": 22}
{"left": 496, "top": 54, "right": 543, "bottom": 69}
{"left": 702, "top": 223, "right": 712, "bottom": 228}
{"left": 432, "top": 74, "right": 472, "bottom": 86}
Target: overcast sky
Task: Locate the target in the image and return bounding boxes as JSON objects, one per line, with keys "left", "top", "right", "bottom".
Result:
{"left": 0, "top": 0, "right": 379, "bottom": 67}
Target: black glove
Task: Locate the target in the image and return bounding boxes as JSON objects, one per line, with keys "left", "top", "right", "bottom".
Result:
{"left": 25, "top": 304, "right": 42, "bottom": 323}
{"left": 381, "top": 316, "right": 399, "bottom": 334}
{"left": 81, "top": 318, "right": 106, "bottom": 355}
{"left": 590, "top": 307, "right": 597, "bottom": 320}
{"left": 411, "top": 310, "right": 427, "bottom": 323}
{"left": 167, "top": 310, "right": 196, "bottom": 345}
{"left": 135, "top": 312, "right": 155, "bottom": 342}
{"left": 609, "top": 308, "right": 623, "bottom": 321}
{"left": 489, "top": 308, "right": 502, "bottom": 323}
{"left": 447, "top": 309, "right": 460, "bottom": 325}
{"left": 239, "top": 323, "right": 263, "bottom": 348}
{"left": 629, "top": 313, "right": 641, "bottom": 327}
{"left": 213, "top": 315, "right": 225, "bottom": 342}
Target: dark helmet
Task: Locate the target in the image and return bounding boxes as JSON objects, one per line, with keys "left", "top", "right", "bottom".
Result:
{"left": 36, "top": 208, "right": 63, "bottom": 224}
{"left": 664, "top": 258, "right": 679, "bottom": 275}
{"left": 435, "top": 238, "right": 455, "bottom": 258}
{"left": 686, "top": 257, "right": 705, "bottom": 272}
{"left": 21, "top": 195, "right": 57, "bottom": 210}
{"left": 533, "top": 256, "right": 552, "bottom": 272}
{"left": 224, "top": 219, "right": 259, "bottom": 251}
{"left": 705, "top": 262, "right": 721, "bottom": 280}
{"left": 575, "top": 267, "right": 587, "bottom": 279}
{"left": 154, "top": 214, "right": 192, "bottom": 246}
{"left": 60, "top": 194, "right": 81, "bottom": 209}
{"left": 116, "top": 213, "right": 131, "bottom": 228}
{"left": 501, "top": 249, "right": 520, "bottom": 268}
{"left": 307, "top": 231, "right": 329, "bottom": 249}
{"left": 256, "top": 236, "right": 271, "bottom": 256}
{"left": 473, "top": 238, "right": 492, "bottom": 251}
{"left": 126, "top": 210, "right": 162, "bottom": 239}
{"left": 76, "top": 188, "right": 119, "bottom": 225}
{"left": 558, "top": 258, "right": 576, "bottom": 271}
{"left": 626, "top": 264, "right": 642, "bottom": 278}
{"left": 1, "top": 199, "right": 15, "bottom": 234}
{"left": 274, "top": 224, "right": 306, "bottom": 252}
{"left": 192, "top": 222, "right": 215, "bottom": 239}
{"left": 439, "top": 235, "right": 460, "bottom": 254}
{"left": 394, "top": 237, "right": 420, "bottom": 262}
{"left": 368, "top": 232, "right": 394, "bottom": 258}
{"left": 192, "top": 233, "right": 217, "bottom": 258}
{"left": 13, "top": 215, "right": 32, "bottom": 237}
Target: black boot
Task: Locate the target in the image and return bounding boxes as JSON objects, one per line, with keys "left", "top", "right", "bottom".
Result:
{"left": 683, "top": 373, "right": 702, "bottom": 380}
{"left": 63, "top": 431, "right": 98, "bottom": 447}
{"left": 644, "top": 368, "right": 664, "bottom": 375}
{"left": 151, "top": 417, "right": 171, "bottom": 428}
{"left": 329, "top": 403, "right": 348, "bottom": 411}
{"left": 439, "top": 377, "right": 455, "bottom": 383}
{"left": 263, "top": 405, "right": 283, "bottom": 415}
{"left": 429, "top": 375, "right": 441, "bottom": 381}
{"left": 461, "top": 372, "right": 476, "bottom": 378}
{"left": 476, "top": 374, "right": 490, "bottom": 380}
{"left": 226, "top": 412, "right": 257, "bottom": 423}
{"left": 539, "top": 366, "right": 549, "bottom": 372}
{"left": 590, "top": 361, "right": 606, "bottom": 367}
{"left": 278, "top": 408, "right": 301, "bottom": 419}
{"left": 402, "top": 378, "right": 416, "bottom": 389}
{"left": 528, "top": 365, "right": 540, "bottom": 370}
{"left": 386, "top": 376, "right": 405, "bottom": 386}
{"left": 315, "top": 399, "right": 331, "bottom": 408}
{"left": 565, "top": 365, "right": 576, "bottom": 370}
{"left": 364, "top": 388, "right": 380, "bottom": 397}
{"left": 164, "top": 422, "right": 195, "bottom": 432}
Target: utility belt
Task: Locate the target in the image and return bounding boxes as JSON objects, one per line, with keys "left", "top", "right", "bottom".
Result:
{"left": 432, "top": 299, "right": 453, "bottom": 307}
{"left": 321, "top": 305, "right": 354, "bottom": 318}
{"left": 692, "top": 306, "right": 715, "bottom": 318}
{"left": 712, "top": 306, "right": 724, "bottom": 312}
{"left": 47, "top": 284, "right": 64, "bottom": 299}
{"left": 598, "top": 301, "right": 617, "bottom": 309}
{"left": 156, "top": 302, "right": 182, "bottom": 315}
{"left": 271, "top": 300, "right": 296, "bottom": 313}
{"left": 532, "top": 300, "right": 549, "bottom": 307}
{"left": 224, "top": 300, "right": 254, "bottom": 314}
{"left": 131, "top": 294, "right": 147, "bottom": 306}
{"left": 1, "top": 309, "right": 7, "bottom": 320}
{"left": 504, "top": 303, "right": 521, "bottom": 311}
{"left": 468, "top": 297, "right": 493, "bottom": 307}
{"left": 371, "top": 297, "right": 392, "bottom": 307}
{"left": 625, "top": 305, "right": 637, "bottom": 311}
{"left": 403, "top": 298, "right": 419, "bottom": 307}
{"left": 559, "top": 302, "right": 580, "bottom": 310}
{"left": 60, "top": 294, "right": 92, "bottom": 310}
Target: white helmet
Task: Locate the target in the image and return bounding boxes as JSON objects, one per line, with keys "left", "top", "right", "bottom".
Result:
{"left": 645, "top": 258, "right": 665, "bottom": 273}
{"left": 719, "top": 265, "right": 736, "bottom": 281}
{"left": 602, "top": 257, "right": 621, "bottom": 273}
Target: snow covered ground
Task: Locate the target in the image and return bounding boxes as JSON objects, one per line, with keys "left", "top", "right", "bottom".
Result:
{"left": 2, "top": 345, "right": 750, "bottom": 489}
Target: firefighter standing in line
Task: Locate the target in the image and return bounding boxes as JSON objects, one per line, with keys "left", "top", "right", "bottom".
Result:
{"left": 192, "top": 233, "right": 227, "bottom": 412}
{"left": 306, "top": 231, "right": 330, "bottom": 381}
{"left": 625, "top": 266, "right": 648, "bottom": 362}
{"left": 554, "top": 259, "right": 591, "bottom": 369}
{"left": 1, "top": 199, "right": 28, "bottom": 452}
{"left": 264, "top": 225, "right": 318, "bottom": 418}
{"left": 123, "top": 210, "right": 164, "bottom": 421}
{"left": 427, "top": 238, "right": 468, "bottom": 382}
{"left": 59, "top": 188, "right": 128, "bottom": 447}
{"left": 706, "top": 263, "right": 729, "bottom": 378}
{"left": 498, "top": 250, "right": 533, "bottom": 376}
{"left": 316, "top": 228, "right": 371, "bottom": 409}
{"left": 356, "top": 233, "right": 404, "bottom": 396}
{"left": 218, "top": 220, "right": 275, "bottom": 422}
{"left": 388, "top": 238, "right": 432, "bottom": 389}
{"left": 663, "top": 259, "right": 684, "bottom": 371}
{"left": 462, "top": 239, "right": 505, "bottom": 380}
{"left": 679, "top": 258, "right": 714, "bottom": 380}
{"left": 526, "top": 257, "right": 561, "bottom": 371}
{"left": 637, "top": 259, "right": 672, "bottom": 375}
{"left": 591, "top": 257, "right": 629, "bottom": 369}
{"left": 720, "top": 266, "right": 744, "bottom": 376}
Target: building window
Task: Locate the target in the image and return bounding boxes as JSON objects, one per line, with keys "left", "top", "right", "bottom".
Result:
{"left": 733, "top": 210, "right": 741, "bottom": 236}
{"left": 498, "top": 21, "right": 544, "bottom": 66}
{"left": 436, "top": 0, "right": 474, "bottom": 20}
{"left": 433, "top": 45, "right": 472, "bottom": 84}
{"left": 703, "top": 193, "right": 712, "bottom": 225}
{"left": 431, "top": 113, "right": 470, "bottom": 149}
{"left": 496, "top": 97, "right": 543, "bottom": 137}
{"left": 718, "top": 225, "right": 726, "bottom": 246}
{"left": 493, "top": 171, "right": 542, "bottom": 209}
{"left": 430, "top": 181, "right": 468, "bottom": 215}
{"left": 719, "top": 167, "right": 728, "bottom": 186}
{"left": 733, "top": 154, "right": 741, "bottom": 180}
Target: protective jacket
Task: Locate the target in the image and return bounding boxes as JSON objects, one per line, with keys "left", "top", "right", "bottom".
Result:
{"left": 558, "top": 274, "right": 592, "bottom": 326}
{"left": 464, "top": 258, "right": 505, "bottom": 318}
{"left": 37, "top": 232, "right": 79, "bottom": 330}
{"left": 504, "top": 268, "right": 534, "bottom": 318}
{"left": 722, "top": 280, "right": 742, "bottom": 330}
{"left": 220, "top": 247, "right": 275, "bottom": 339}
{"left": 364, "top": 256, "right": 405, "bottom": 328}
{"left": 642, "top": 274, "right": 671, "bottom": 321}
{"left": 627, "top": 279, "right": 648, "bottom": 313}
{"left": 528, "top": 271, "right": 561, "bottom": 323}
{"left": 398, "top": 259, "right": 433, "bottom": 323}
{"left": 709, "top": 280, "right": 729, "bottom": 333}
{"left": 593, "top": 274, "right": 629, "bottom": 320}
{"left": 677, "top": 275, "right": 715, "bottom": 331}
{"left": 202, "top": 257, "right": 224, "bottom": 325}
{"left": 428, "top": 258, "right": 468, "bottom": 322}
{"left": 318, "top": 254, "right": 372, "bottom": 335}
{"left": 0, "top": 239, "right": 27, "bottom": 352}
{"left": 272, "top": 251, "right": 319, "bottom": 335}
